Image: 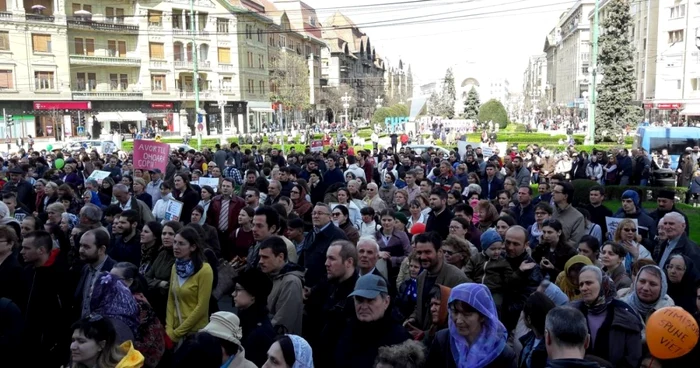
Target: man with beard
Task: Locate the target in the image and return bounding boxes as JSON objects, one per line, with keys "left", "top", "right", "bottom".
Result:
{"left": 73, "top": 229, "right": 115, "bottom": 321}
{"left": 305, "top": 240, "right": 359, "bottom": 366}
{"left": 424, "top": 188, "right": 453, "bottom": 239}
{"left": 107, "top": 210, "right": 141, "bottom": 266}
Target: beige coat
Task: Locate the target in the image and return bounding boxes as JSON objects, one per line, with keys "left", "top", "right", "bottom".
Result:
{"left": 226, "top": 347, "right": 257, "bottom": 368}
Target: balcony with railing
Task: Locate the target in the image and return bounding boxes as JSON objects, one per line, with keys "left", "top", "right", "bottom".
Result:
{"left": 178, "top": 90, "right": 214, "bottom": 99}
{"left": 70, "top": 54, "right": 141, "bottom": 67}
{"left": 174, "top": 60, "right": 210, "bottom": 70}
{"left": 172, "top": 28, "right": 210, "bottom": 38}
{"left": 67, "top": 19, "right": 139, "bottom": 34}
{"left": 0, "top": 11, "right": 12, "bottom": 19}
{"left": 219, "top": 64, "right": 235, "bottom": 72}
{"left": 72, "top": 89, "right": 143, "bottom": 100}
{"left": 25, "top": 13, "right": 55, "bottom": 22}
{"left": 149, "top": 60, "right": 170, "bottom": 70}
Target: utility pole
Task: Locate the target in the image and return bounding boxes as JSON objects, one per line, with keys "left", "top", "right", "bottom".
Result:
{"left": 190, "top": 0, "right": 201, "bottom": 149}
{"left": 278, "top": 103, "right": 284, "bottom": 155}
{"left": 587, "top": 0, "right": 599, "bottom": 145}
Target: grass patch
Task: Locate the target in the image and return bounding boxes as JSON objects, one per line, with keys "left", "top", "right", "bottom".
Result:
{"left": 603, "top": 200, "right": 700, "bottom": 243}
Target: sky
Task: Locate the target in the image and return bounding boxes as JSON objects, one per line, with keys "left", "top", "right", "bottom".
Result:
{"left": 303, "top": 0, "right": 575, "bottom": 94}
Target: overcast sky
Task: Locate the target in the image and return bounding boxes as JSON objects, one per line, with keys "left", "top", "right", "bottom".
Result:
{"left": 303, "top": 0, "right": 574, "bottom": 94}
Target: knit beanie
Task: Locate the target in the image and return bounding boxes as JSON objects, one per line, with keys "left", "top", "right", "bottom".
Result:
{"left": 233, "top": 267, "right": 273, "bottom": 302}
{"left": 394, "top": 212, "right": 409, "bottom": 226}
{"left": 621, "top": 190, "right": 640, "bottom": 207}
{"left": 480, "top": 228, "right": 502, "bottom": 250}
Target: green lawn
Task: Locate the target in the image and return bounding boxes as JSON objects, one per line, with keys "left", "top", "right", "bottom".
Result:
{"left": 603, "top": 201, "right": 700, "bottom": 243}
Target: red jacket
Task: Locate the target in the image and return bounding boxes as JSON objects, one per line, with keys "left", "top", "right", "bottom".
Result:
{"left": 205, "top": 194, "right": 246, "bottom": 237}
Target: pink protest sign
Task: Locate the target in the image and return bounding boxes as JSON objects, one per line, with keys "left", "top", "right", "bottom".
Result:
{"left": 133, "top": 140, "right": 170, "bottom": 172}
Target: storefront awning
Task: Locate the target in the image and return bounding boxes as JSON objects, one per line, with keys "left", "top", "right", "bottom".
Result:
{"left": 680, "top": 104, "right": 700, "bottom": 116}
{"left": 95, "top": 111, "right": 148, "bottom": 122}
{"left": 250, "top": 107, "right": 274, "bottom": 113}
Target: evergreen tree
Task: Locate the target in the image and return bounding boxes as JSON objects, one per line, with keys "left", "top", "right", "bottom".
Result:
{"left": 595, "top": 0, "right": 642, "bottom": 142}
{"left": 464, "top": 87, "right": 480, "bottom": 121}
{"left": 428, "top": 91, "right": 441, "bottom": 116}
{"left": 441, "top": 68, "right": 456, "bottom": 118}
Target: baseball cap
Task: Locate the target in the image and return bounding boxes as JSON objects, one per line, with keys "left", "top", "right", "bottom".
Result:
{"left": 349, "top": 274, "right": 388, "bottom": 299}
{"left": 149, "top": 168, "right": 162, "bottom": 174}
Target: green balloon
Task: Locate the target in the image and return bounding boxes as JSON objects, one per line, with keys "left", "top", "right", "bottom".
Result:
{"left": 46, "top": 144, "right": 53, "bottom": 151}
{"left": 55, "top": 158, "right": 65, "bottom": 169}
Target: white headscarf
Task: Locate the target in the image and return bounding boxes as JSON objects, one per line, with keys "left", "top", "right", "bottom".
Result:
{"left": 287, "top": 334, "right": 313, "bottom": 368}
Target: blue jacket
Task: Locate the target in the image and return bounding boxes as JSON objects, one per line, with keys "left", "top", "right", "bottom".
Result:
{"left": 617, "top": 154, "right": 633, "bottom": 176}
{"left": 480, "top": 177, "right": 504, "bottom": 200}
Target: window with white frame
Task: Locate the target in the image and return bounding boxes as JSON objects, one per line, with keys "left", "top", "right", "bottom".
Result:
{"left": 670, "top": 4, "right": 686, "bottom": 19}
{"left": 668, "top": 30, "right": 684, "bottom": 43}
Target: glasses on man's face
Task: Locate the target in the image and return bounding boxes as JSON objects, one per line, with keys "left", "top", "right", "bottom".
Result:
{"left": 443, "top": 249, "right": 455, "bottom": 256}
{"left": 448, "top": 225, "right": 461, "bottom": 231}
{"left": 312, "top": 211, "right": 330, "bottom": 217}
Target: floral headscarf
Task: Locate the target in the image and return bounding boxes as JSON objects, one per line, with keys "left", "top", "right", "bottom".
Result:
{"left": 287, "top": 334, "right": 313, "bottom": 368}
{"left": 448, "top": 283, "right": 508, "bottom": 368}
{"left": 90, "top": 272, "right": 140, "bottom": 336}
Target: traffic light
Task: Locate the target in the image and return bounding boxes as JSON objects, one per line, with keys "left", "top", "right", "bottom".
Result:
{"left": 80, "top": 115, "right": 85, "bottom": 126}
{"left": 5, "top": 114, "right": 13, "bottom": 126}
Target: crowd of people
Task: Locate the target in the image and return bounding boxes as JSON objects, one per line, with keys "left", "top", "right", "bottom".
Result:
{"left": 0, "top": 138, "right": 698, "bottom": 368}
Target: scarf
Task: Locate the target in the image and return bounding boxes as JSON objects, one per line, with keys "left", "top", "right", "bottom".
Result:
{"left": 140, "top": 242, "right": 159, "bottom": 274}
{"left": 287, "top": 334, "right": 314, "bottom": 368}
{"left": 448, "top": 284, "right": 507, "bottom": 368}
{"left": 555, "top": 255, "right": 593, "bottom": 300}
{"left": 175, "top": 259, "right": 195, "bottom": 279}
{"left": 293, "top": 187, "right": 313, "bottom": 216}
{"left": 530, "top": 223, "right": 543, "bottom": 239}
{"left": 623, "top": 265, "right": 669, "bottom": 319}
{"left": 586, "top": 274, "right": 617, "bottom": 315}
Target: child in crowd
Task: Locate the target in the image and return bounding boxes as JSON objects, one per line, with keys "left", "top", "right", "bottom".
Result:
{"left": 464, "top": 228, "right": 513, "bottom": 314}
{"left": 358, "top": 206, "right": 379, "bottom": 237}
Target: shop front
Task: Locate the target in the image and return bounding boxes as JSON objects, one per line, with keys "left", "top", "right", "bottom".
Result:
{"left": 31, "top": 101, "right": 93, "bottom": 141}
{"left": 204, "top": 101, "right": 247, "bottom": 136}
{"left": 142, "top": 102, "right": 179, "bottom": 137}
{"left": 91, "top": 101, "right": 147, "bottom": 136}
{"left": 643, "top": 102, "right": 684, "bottom": 125}
{"left": 247, "top": 101, "right": 274, "bottom": 133}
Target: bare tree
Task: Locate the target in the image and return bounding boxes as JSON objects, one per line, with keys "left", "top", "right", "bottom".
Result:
{"left": 320, "top": 84, "right": 354, "bottom": 123}
{"left": 269, "top": 52, "right": 310, "bottom": 122}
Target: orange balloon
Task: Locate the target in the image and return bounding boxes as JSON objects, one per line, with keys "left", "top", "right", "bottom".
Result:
{"left": 646, "top": 306, "right": 700, "bottom": 359}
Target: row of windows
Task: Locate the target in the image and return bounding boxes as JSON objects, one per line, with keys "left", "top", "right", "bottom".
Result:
{"left": 0, "top": 70, "right": 55, "bottom": 90}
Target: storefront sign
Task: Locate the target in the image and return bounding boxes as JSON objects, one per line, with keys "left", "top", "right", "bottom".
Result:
{"left": 150, "top": 102, "right": 174, "bottom": 109}
{"left": 656, "top": 103, "right": 682, "bottom": 110}
{"left": 133, "top": 139, "right": 169, "bottom": 172}
{"left": 643, "top": 103, "right": 654, "bottom": 109}
{"left": 34, "top": 101, "right": 92, "bottom": 110}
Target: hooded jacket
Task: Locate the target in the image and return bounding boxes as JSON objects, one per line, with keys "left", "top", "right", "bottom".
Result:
{"left": 465, "top": 252, "right": 513, "bottom": 298}
{"left": 614, "top": 191, "right": 657, "bottom": 239}
{"left": 267, "top": 262, "right": 305, "bottom": 335}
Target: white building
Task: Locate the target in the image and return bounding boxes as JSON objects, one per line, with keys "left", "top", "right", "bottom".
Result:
{"left": 523, "top": 54, "right": 548, "bottom": 112}
{"left": 652, "top": 0, "right": 700, "bottom": 122}
{"left": 450, "top": 61, "right": 511, "bottom": 116}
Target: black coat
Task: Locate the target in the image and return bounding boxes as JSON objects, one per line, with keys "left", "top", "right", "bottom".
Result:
{"left": 173, "top": 187, "right": 200, "bottom": 225}
{"left": 427, "top": 328, "right": 517, "bottom": 368}
{"left": 333, "top": 314, "right": 411, "bottom": 368}
{"left": 518, "top": 331, "right": 548, "bottom": 368}
{"left": 480, "top": 177, "right": 504, "bottom": 200}
{"left": 425, "top": 208, "right": 454, "bottom": 240}
{"left": 504, "top": 252, "right": 544, "bottom": 331}
{"left": 0, "top": 253, "right": 25, "bottom": 309}
{"left": 238, "top": 304, "right": 276, "bottom": 368}
{"left": 0, "top": 298, "right": 24, "bottom": 367}
{"left": 298, "top": 223, "right": 348, "bottom": 288}
{"left": 654, "top": 234, "right": 700, "bottom": 274}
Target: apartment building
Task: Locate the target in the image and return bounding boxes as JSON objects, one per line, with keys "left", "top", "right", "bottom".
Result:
{"left": 523, "top": 54, "right": 548, "bottom": 111}
{"left": 651, "top": 0, "right": 700, "bottom": 121}
{"left": 384, "top": 58, "right": 413, "bottom": 105}
{"left": 555, "top": 0, "right": 594, "bottom": 107}
{"left": 0, "top": 0, "right": 73, "bottom": 141}
{"left": 321, "top": 11, "right": 386, "bottom": 120}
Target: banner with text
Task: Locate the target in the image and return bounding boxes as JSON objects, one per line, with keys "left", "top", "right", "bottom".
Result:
{"left": 133, "top": 140, "right": 169, "bottom": 172}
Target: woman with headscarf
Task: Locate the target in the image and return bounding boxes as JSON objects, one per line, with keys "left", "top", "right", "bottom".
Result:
{"left": 621, "top": 264, "right": 675, "bottom": 329}
{"left": 89, "top": 271, "right": 141, "bottom": 343}
{"left": 586, "top": 153, "right": 603, "bottom": 184}
{"left": 290, "top": 184, "right": 312, "bottom": 225}
{"left": 426, "top": 283, "right": 516, "bottom": 368}
{"left": 554, "top": 255, "right": 593, "bottom": 301}
{"left": 664, "top": 254, "right": 698, "bottom": 314}
{"left": 570, "top": 265, "right": 643, "bottom": 368}
{"left": 262, "top": 334, "right": 314, "bottom": 368}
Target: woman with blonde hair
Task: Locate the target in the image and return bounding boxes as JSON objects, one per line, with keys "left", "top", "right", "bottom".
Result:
{"left": 612, "top": 218, "right": 652, "bottom": 273}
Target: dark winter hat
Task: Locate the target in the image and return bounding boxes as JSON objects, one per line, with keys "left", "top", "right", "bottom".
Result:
{"left": 480, "top": 228, "right": 503, "bottom": 250}
{"left": 621, "top": 190, "right": 640, "bottom": 207}
{"left": 394, "top": 212, "right": 409, "bottom": 226}
{"left": 349, "top": 274, "right": 388, "bottom": 299}
{"left": 233, "top": 267, "right": 273, "bottom": 303}
{"left": 658, "top": 189, "right": 675, "bottom": 201}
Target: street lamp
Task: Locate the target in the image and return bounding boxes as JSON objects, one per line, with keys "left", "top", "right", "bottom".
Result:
{"left": 341, "top": 92, "right": 352, "bottom": 127}
{"left": 217, "top": 95, "right": 227, "bottom": 145}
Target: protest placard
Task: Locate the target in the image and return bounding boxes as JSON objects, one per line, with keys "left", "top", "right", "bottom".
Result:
{"left": 164, "top": 199, "right": 184, "bottom": 221}
{"left": 87, "top": 170, "right": 111, "bottom": 181}
{"left": 133, "top": 140, "right": 169, "bottom": 172}
{"left": 197, "top": 177, "right": 220, "bottom": 192}
{"left": 311, "top": 140, "right": 323, "bottom": 153}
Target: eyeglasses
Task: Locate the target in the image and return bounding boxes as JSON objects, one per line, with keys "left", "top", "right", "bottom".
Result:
{"left": 622, "top": 228, "right": 637, "bottom": 232}
{"left": 332, "top": 212, "right": 342, "bottom": 217}
{"left": 665, "top": 264, "right": 686, "bottom": 272}
{"left": 443, "top": 249, "right": 455, "bottom": 255}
